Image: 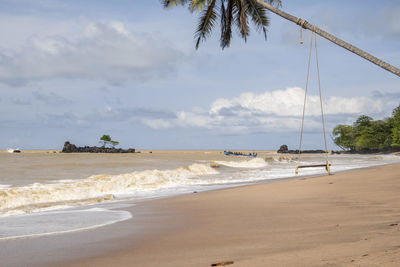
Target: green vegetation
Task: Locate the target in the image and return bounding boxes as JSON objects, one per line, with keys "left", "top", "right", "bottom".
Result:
{"left": 99, "top": 135, "right": 119, "bottom": 148}
{"left": 332, "top": 105, "right": 400, "bottom": 152}
{"left": 391, "top": 106, "right": 400, "bottom": 149}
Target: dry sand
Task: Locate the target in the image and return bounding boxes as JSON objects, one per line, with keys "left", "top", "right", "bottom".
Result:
{"left": 63, "top": 163, "right": 400, "bottom": 267}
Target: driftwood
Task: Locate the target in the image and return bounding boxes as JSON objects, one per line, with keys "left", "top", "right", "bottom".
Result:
{"left": 211, "top": 261, "right": 234, "bottom": 266}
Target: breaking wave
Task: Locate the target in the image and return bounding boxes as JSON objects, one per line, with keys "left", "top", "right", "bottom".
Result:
{"left": 0, "top": 163, "right": 218, "bottom": 216}
{"left": 214, "top": 158, "right": 268, "bottom": 168}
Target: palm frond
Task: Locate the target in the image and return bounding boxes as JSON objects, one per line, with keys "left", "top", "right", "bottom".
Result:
{"left": 220, "top": 0, "right": 227, "bottom": 46}
{"left": 195, "top": 0, "right": 217, "bottom": 49}
{"left": 190, "top": 0, "right": 209, "bottom": 12}
{"left": 234, "top": 0, "right": 250, "bottom": 42}
{"left": 162, "top": 0, "right": 190, "bottom": 8}
{"left": 221, "top": 0, "right": 234, "bottom": 49}
{"left": 162, "top": 0, "right": 278, "bottom": 49}
{"left": 246, "top": 0, "right": 269, "bottom": 39}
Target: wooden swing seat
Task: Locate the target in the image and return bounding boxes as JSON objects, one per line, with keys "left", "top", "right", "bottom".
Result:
{"left": 295, "top": 163, "right": 331, "bottom": 175}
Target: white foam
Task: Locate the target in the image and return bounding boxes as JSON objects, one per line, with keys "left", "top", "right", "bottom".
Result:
{"left": 0, "top": 208, "right": 132, "bottom": 240}
{"left": 1, "top": 154, "right": 399, "bottom": 217}
{"left": 6, "top": 148, "right": 20, "bottom": 153}
{"left": 0, "top": 163, "right": 218, "bottom": 216}
{"left": 215, "top": 158, "right": 268, "bottom": 168}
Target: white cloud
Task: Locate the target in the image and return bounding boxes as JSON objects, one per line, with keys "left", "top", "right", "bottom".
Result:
{"left": 210, "top": 87, "right": 382, "bottom": 117}
{"left": 176, "top": 111, "right": 217, "bottom": 128}
{"left": 0, "top": 21, "right": 184, "bottom": 85}
{"left": 141, "top": 119, "right": 172, "bottom": 130}
{"left": 142, "top": 87, "right": 385, "bottom": 133}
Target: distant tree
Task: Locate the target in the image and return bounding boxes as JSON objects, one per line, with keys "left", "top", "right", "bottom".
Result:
{"left": 392, "top": 128, "right": 400, "bottom": 148}
{"left": 391, "top": 105, "right": 400, "bottom": 148}
{"left": 332, "top": 125, "right": 355, "bottom": 151}
{"left": 354, "top": 120, "right": 392, "bottom": 151}
{"left": 353, "top": 115, "right": 373, "bottom": 133}
{"left": 99, "top": 135, "right": 119, "bottom": 148}
{"left": 332, "top": 106, "right": 400, "bottom": 152}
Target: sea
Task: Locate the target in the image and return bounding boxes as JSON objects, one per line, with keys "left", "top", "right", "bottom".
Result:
{"left": 0, "top": 150, "right": 399, "bottom": 240}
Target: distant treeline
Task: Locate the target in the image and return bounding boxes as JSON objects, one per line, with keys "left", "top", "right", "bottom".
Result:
{"left": 332, "top": 105, "right": 400, "bottom": 152}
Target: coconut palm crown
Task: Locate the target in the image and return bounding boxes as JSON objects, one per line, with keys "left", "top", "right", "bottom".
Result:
{"left": 162, "top": 0, "right": 282, "bottom": 49}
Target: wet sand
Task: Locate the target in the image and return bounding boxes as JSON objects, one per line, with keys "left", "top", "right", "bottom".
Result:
{"left": 57, "top": 163, "right": 400, "bottom": 267}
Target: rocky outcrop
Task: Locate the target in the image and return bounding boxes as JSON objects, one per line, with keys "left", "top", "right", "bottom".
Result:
{"left": 62, "top": 141, "right": 135, "bottom": 153}
{"left": 277, "top": 144, "right": 326, "bottom": 154}
{"left": 277, "top": 145, "right": 289, "bottom": 153}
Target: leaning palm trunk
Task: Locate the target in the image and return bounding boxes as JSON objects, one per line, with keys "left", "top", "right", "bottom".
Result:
{"left": 255, "top": 0, "right": 400, "bottom": 77}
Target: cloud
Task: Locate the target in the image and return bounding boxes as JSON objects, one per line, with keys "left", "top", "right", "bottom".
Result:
{"left": 0, "top": 21, "right": 184, "bottom": 85}
{"left": 38, "top": 112, "right": 85, "bottom": 128}
{"left": 11, "top": 87, "right": 389, "bottom": 134}
{"left": 209, "top": 87, "right": 382, "bottom": 117}
{"left": 141, "top": 118, "right": 172, "bottom": 130}
{"left": 176, "top": 111, "right": 216, "bottom": 128}
{"left": 372, "top": 90, "right": 400, "bottom": 100}
{"left": 11, "top": 97, "right": 31, "bottom": 105}
{"left": 32, "top": 91, "right": 72, "bottom": 105}
{"left": 315, "top": 6, "right": 400, "bottom": 42}
{"left": 33, "top": 105, "right": 178, "bottom": 129}
{"left": 90, "top": 106, "right": 176, "bottom": 122}
{"left": 140, "top": 87, "right": 386, "bottom": 134}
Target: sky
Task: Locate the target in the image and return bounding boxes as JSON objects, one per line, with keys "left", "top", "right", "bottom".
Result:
{"left": 1, "top": 0, "right": 399, "bottom": 150}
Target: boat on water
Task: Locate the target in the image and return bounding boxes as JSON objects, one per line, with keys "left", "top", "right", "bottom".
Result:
{"left": 224, "top": 150, "right": 257, "bottom": 157}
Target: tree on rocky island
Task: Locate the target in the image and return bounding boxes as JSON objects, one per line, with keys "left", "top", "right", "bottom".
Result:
{"left": 110, "top": 140, "right": 119, "bottom": 148}
{"left": 99, "top": 135, "right": 119, "bottom": 148}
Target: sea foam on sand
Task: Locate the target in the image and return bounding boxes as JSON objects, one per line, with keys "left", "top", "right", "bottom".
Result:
{"left": 0, "top": 153, "right": 399, "bottom": 240}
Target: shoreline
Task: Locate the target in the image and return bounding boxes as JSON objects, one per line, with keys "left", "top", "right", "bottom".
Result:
{"left": 2, "top": 162, "right": 400, "bottom": 266}
{"left": 71, "top": 163, "right": 400, "bottom": 266}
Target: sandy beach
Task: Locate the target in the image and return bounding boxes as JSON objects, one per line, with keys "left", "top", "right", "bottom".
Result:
{"left": 2, "top": 1, "right": 400, "bottom": 266}
{"left": 42, "top": 162, "right": 399, "bottom": 267}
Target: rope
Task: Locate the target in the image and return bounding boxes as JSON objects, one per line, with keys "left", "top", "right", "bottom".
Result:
{"left": 296, "top": 18, "right": 307, "bottom": 29}
{"left": 314, "top": 28, "right": 329, "bottom": 163}
{"left": 299, "top": 26, "right": 303, "bottom": 44}
{"left": 297, "top": 30, "right": 313, "bottom": 167}
{"left": 296, "top": 28, "right": 330, "bottom": 173}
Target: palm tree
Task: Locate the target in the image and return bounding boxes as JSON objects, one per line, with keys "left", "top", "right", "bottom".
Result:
{"left": 162, "top": 0, "right": 400, "bottom": 77}
{"left": 162, "top": 0, "right": 282, "bottom": 49}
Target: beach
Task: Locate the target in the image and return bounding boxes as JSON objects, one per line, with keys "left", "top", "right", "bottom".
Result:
{"left": 68, "top": 163, "right": 400, "bottom": 267}
{"left": 2, "top": 1, "right": 400, "bottom": 266}
{"left": 1, "top": 154, "right": 399, "bottom": 266}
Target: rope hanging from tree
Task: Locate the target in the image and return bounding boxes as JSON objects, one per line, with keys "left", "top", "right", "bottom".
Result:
{"left": 295, "top": 27, "right": 331, "bottom": 175}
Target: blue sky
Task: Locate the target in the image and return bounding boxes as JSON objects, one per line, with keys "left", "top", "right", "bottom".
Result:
{"left": 1, "top": 0, "right": 399, "bottom": 150}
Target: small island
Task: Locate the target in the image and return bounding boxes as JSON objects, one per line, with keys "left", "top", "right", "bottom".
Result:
{"left": 277, "top": 145, "right": 327, "bottom": 154}
{"left": 62, "top": 135, "right": 136, "bottom": 153}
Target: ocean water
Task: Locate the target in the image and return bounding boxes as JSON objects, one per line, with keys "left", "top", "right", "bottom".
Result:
{"left": 0, "top": 150, "right": 399, "bottom": 240}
